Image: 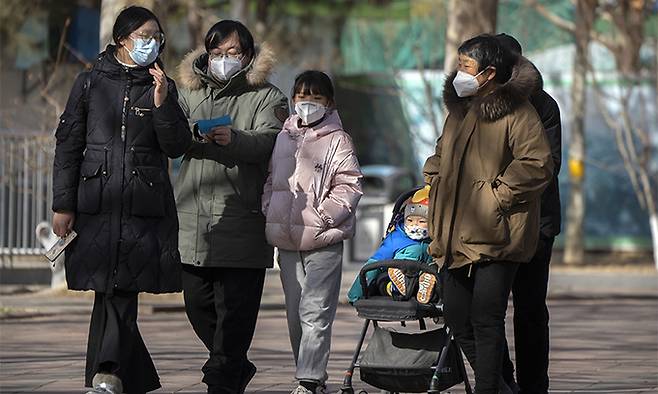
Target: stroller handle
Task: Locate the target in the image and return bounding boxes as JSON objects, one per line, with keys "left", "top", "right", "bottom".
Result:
{"left": 359, "top": 259, "right": 440, "bottom": 299}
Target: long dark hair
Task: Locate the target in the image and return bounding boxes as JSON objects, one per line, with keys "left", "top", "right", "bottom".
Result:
{"left": 112, "top": 6, "right": 165, "bottom": 52}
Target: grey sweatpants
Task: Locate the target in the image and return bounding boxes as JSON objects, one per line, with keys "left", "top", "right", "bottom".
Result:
{"left": 278, "top": 242, "right": 343, "bottom": 384}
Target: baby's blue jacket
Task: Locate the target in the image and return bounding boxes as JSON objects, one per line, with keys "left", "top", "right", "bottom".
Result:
{"left": 347, "top": 223, "right": 431, "bottom": 303}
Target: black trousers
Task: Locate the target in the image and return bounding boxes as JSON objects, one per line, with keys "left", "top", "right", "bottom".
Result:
{"left": 182, "top": 264, "right": 265, "bottom": 394}
{"left": 503, "top": 237, "right": 554, "bottom": 394}
{"left": 85, "top": 290, "right": 160, "bottom": 394}
{"left": 443, "top": 261, "right": 518, "bottom": 394}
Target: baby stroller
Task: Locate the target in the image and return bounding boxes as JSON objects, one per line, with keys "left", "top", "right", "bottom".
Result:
{"left": 340, "top": 188, "right": 473, "bottom": 394}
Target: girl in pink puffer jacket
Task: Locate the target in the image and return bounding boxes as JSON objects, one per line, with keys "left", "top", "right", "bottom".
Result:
{"left": 262, "top": 70, "right": 362, "bottom": 394}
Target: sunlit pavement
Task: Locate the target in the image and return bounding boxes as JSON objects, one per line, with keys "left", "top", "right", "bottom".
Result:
{"left": 1, "top": 269, "right": 657, "bottom": 393}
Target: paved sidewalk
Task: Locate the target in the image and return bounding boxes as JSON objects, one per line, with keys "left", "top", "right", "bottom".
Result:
{"left": 1, "top": 269, "right": 658, "bottom": 393}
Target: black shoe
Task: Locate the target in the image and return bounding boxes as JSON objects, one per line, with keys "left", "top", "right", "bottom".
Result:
{"left": 239, "top": 363, "right": 257, "bottom": 393}
{"left": 499, "top": 377, "right": 515, "bottom": 394}
{"left": 206, "top": 363, "right": 256, "bottom": 394}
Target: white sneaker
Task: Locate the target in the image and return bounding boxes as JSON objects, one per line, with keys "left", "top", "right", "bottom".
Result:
{"left": 417, "top": 272, "right": 437, "bottom": 304}
{"left": 291, "top": 385, "right": 312, "bottom": 394}
{"left": 388, "top": 267, "right": 407, "bottom": 295}
{"left": 86, "top": 373, "right": 123, "bottom": 394}
{"left": 291, "top": 384, "right": 327, "bottom": 394}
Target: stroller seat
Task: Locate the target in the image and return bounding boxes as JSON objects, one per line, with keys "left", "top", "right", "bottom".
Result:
{"left": 353, "top": 258, "right": 443, "bottom": 322}
{"left": 354, "top": 296, "right": 443, "bottom": 321}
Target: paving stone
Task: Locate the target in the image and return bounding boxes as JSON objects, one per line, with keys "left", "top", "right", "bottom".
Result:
{"left": 1, "top": 287, "right": 657, "bottom": 393}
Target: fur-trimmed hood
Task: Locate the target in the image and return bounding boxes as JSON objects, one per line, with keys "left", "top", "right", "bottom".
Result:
{"left": 177, "top": 42, "right": 277, "bottom": 91}
{"left": 443, "top": 56, "right": 542, "bottom": 122}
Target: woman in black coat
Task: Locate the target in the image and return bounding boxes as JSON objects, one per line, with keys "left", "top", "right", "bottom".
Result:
{"left": 51, "top": 6, "right": 191, "bottom": 393}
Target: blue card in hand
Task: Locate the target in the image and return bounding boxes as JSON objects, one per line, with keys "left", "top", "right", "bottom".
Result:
{"left": 196, "top": 115, "right": 232, "bottom": 135}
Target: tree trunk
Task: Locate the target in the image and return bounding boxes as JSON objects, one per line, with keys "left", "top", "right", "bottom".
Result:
{"left": 254, "top": 0, "right": 274, "bottom": 40}
{"left": 100, "top": 0, "right": 122, "bottom": 50}
{"left": 443, "top": 0, "right": 498, "bottom": 71}
{"left": 651, "top": 214, "right": 658, "bottom": 270}
{"left": 231, "top": 0, "right": 250, "bottom": 22}
{"left": 606, "top": 0, "right": 645, "bottom": 77}
{"left": 564, "top": 0, "right": 597, "bottom": 265}
{"left": 185, "top": 0, "right": 205, "bottom": 49}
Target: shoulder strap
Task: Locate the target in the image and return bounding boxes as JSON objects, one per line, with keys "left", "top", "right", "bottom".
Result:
{"left": 82, "top": 72, "right": 91, "bottom": 111}
{"left": 81, "top": 55, "right": 98, "bottom": 111}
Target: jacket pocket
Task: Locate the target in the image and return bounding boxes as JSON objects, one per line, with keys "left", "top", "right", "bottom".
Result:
{"left": 459, "top": 180, "right": 509, "bottom": 245}
{"left": 233, "top": 165, "right": 266, "bottom": 215}
{"left": 131, "top": 106, "right": 153, "bottom": 118}
{"left": 77, "top": 161, "right": 103, "bottom": 214}
{"left": 55, "top": 115, "right": 75, "bottom": 143}
{"left": 311, "top": 205, "right": 329, "bottom": 238}
{"left": 131, "top": 166, "right": 166, "bottom": 217}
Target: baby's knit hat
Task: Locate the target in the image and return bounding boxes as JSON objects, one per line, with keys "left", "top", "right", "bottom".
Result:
{"left": 404, "top": 186, "right": 430, "bottom": 220}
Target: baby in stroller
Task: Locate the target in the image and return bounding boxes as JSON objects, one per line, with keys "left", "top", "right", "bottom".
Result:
{"left": 347, "top": 186, "right": 439, "bottom": 304}
{"left": 341, "top": 186, "right": 471, "bottom": 394}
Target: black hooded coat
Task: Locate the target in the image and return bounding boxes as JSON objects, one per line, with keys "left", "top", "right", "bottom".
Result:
{"left": 53, "top": 45, "right": 192, "bottom": 294}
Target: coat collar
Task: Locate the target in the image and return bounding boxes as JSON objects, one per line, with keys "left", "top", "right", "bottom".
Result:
{"left": 283, "top": 110, "right": 344, "bottom": 138}
{"left": 443, "top": 56, "right": 542, "bottom": 122}
{"left": 94, "top": 45, "right": 162, "bottom": 84}
{"left": 177, "top": 42, "right": 277, "bottom": 92}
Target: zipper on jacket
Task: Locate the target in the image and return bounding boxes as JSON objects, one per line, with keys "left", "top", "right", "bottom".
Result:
{"left": 292, "top": 131, "right": 308, "bottom": 199}
{"left": 468, "top": 264, "right": 473, "bottom": 278}
{"left": 445, "top": 116, "right": 477, "bottom": 271}
{"left": 120, "top": 75, "right": 130, "bottom": 142}
{"left": 110, "top": 69, "right": 131, "bottom": 293}
{"left": 103, "top": 146, "right": 109, "bottom": 177}
{"left": 131, "top": 106, "right": 151, "bottom": 117}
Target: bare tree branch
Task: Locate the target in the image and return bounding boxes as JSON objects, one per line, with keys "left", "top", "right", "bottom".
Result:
{"left": 590, "top": 30, "right": 618, "bottom": 53}
{"left": 38, "top": 16, "right": 72, "bottom": 123}
{"left": 63, "top": 43, "right": 93, "bottom": 68}
{"left": 526, "top": 0, "right": 575, "bottom": 32}
{"left": 527, "top": 0, "right": 618, "bottom": 52}
{"left": 586, "top": 50, "right": 657, "bottom": 220}
{"left": 412, "top": 43, "right": 442, "bottom": 140}
{"left": 585, "top": 57, "right": 647, "bottom": 209}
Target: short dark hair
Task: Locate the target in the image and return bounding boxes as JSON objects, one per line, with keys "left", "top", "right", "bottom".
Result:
{"left": 496, "top": 33, "right": 523, "bottom": 55}
{"left": 112, "top": 6, "right": 165, "bottom": 51}
{"left": 458, "top": 34, "right": 514, "bottom": 84}
{"left": 292, "top": 71, "right": 335, "bottom": 103}
{"left": 205, "top": 20, "right": 255, "bottom": 58}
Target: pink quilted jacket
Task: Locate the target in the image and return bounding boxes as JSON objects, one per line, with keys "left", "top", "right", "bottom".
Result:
{"left": 262, "top": 110, "right": 363, "bottom": 251}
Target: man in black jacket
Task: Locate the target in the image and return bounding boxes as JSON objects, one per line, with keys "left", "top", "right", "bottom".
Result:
{"left": 496, "top": 33, "right": 562, "bottom": 394}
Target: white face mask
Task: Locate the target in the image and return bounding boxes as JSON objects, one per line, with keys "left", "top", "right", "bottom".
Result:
{"left": 295, "top": 101, "right": 326, "bottom": 125}
{"left": 404, "top": 224, "right": 429, "bottom": 241}
{"left": 452, "top": 68, "right": 490, "bottom": 97}
{"left": 210, "top": 56, "right": 242, "bottom": 81}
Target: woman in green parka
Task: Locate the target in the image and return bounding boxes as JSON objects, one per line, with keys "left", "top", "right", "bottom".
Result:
{"left": 174, "top": 20, "right": 288, "bottom": 393}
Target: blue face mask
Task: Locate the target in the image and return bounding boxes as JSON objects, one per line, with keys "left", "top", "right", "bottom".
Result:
{"left": 128, "top": 38, "right": 159, "bottom": 66}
